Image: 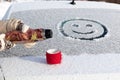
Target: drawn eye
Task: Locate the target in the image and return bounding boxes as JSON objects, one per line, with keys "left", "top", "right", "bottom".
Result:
{"left": 86, "top": 24, "right": 92, "bottom": 27}
{"left": 72, "top": 24, "right": 79, "bottom": 27}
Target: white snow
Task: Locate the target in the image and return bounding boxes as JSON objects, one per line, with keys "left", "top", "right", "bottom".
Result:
{"left": 47, "top": 49, "right": 60, "bottom": 54}
{"left": 1, "top": 1, "right": 120, "bottom": 80}
{"left": 0, "top": 54, "right": 120, "bottom": 80}
{"left": 5, "top": 2, "right": 120, "bottom": 56}
{"left": 0, "top": 2, "right": 11, "bottom": 20}
{"left": 10, "top": 1, "right": 120, "bottom": 12}
{"left": 0, "top": 68, "right": 4, "bottom": 80}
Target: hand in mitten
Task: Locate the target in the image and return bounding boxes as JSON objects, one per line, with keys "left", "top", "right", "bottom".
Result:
{"left": 0, "top": 18, "right": 36, "bottom": 51}
{"left": 0, "top": 34, "right": 15, "bottom": 51}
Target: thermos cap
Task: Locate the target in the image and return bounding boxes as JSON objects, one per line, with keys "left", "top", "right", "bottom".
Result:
{"left": 45, "top": 29, "right": 53, "bottom": 39}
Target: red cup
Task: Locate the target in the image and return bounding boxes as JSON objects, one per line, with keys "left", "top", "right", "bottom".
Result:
{"left": 46, "top": 49, "right": 62, "bottom": 64}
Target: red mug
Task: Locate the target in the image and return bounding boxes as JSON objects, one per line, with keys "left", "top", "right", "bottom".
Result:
{"left": 46, "top": 49, "right": 62, "bottom": 64}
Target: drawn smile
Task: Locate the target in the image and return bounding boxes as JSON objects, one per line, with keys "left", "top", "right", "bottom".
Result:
{"left": 72, "top": 30, "right": 95, "bottom": 35}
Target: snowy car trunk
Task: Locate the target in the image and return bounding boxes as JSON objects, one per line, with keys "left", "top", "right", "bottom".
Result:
{"left": 1, "top": 1, "right": 120, "bottom": 57}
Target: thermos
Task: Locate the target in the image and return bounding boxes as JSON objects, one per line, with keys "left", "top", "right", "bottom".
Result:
{"left": 5, "top": 28, "right": 53, "bottom": 43}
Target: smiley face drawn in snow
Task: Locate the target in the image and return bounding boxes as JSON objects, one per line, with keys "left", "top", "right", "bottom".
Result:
{"left": 58, "top": 19, "right": 108, "bottom": 40}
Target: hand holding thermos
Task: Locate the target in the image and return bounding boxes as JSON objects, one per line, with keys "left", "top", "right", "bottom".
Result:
{"left": 0, "top": 18, "right": 53, "bottom": 51}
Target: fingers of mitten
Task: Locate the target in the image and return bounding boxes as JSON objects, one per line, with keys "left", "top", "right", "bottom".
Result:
{"left": 0, "top": 39, "right": 5, "bottom": 51}
{"left": 0, "top": 34, "right": 5, "bottom": 39}
{"left": 5, "top": 40, "right": 16, "bottom": 50}
{"left": 23, "top": 42, "right": 36, "bottom": 48}
{"left": 0, "top": 34, "right": 15, "bottom": 51}
{"left": 0, "top": 34, "right": 5, "bottom": 51}
{"left": 0, "top": 42, "right": 5, "bottom": 51}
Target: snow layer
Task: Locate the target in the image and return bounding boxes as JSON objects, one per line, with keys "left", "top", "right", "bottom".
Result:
{"left": 0, "top": 1, "right": 120, "bottom": 80}
{"left": 1, "top": 1, "right": 120, "bottom": 57}
{"left": 1, "top": 5, "right": 120, "bottom": 56}
{"left": 0, "top": 68, "right": 4, "bottom": 80}
{"left": 9, "top": 1, "right": 120, "bottom": 12}
{"left": 0, "top": 2, "right": 11, "bottom": 20}
{"left": 0, "top": 54, "right": 120, "bottom": 80}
